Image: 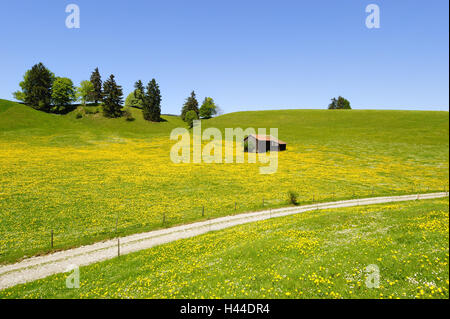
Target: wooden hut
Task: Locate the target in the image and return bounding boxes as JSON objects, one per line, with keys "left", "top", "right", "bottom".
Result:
{"left": 244, "top": 134, "right": 287, "bottom": 153}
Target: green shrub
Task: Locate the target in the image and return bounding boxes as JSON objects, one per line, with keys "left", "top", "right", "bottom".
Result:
{"left": 84, "top": 106, "right": 99, "bottom": 115}
{"left": 288, "top": 191, "right": 299, "bottom": 205}
{"left": 185, "top": 110, "right": 198, "bottom": 128}
{"left": 75, "top": 112, "right": 82, "bottom": 119}
{"left": 125, "top": 91, "right": 143, "bottom": 109}
{"left": 123, "top": 107, "right": 135, "bottom": 121}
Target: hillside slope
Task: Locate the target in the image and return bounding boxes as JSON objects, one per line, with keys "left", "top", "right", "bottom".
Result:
{"left": 0, "top": 99, "right": 184, "bottom": 142}
{"left": 0, "top": 99, "right": 448, "bottom": 264}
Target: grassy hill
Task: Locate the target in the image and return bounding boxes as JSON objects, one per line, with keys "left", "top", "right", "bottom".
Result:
{"left": 0, "top": 99, "right": 448, "bottom": 264}
{"left": 0, "top": 99, "right": 184, "bottom": 142}
{"left": 1, "top": 198, "right": 448, "bottom": 299}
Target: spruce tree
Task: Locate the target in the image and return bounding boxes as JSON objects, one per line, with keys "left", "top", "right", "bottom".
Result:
{"left": 134, "top": 80, "right": 145, "bottom": 102}
{"left": 181, "top": 91, "right": 199, "bottom": 121}
{"left": 134, "top": 79, "right": 162, "bottom": 122}
{"left": 102, "top": 74, "right": 123, "bottom": 118}
{"left": 145, "top": 79, "right": 162, "bottom": 122}
{"left": 90, "top": 67, "right": 103, "bottom": 105}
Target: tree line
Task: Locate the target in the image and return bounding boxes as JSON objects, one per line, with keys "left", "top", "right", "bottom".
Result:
{"left": 126, "top": 87, "right": 219, "bottom": 127}
{"left": 13, "top": 62, "right": 219, "bottom": 125}
{"left": 180, "top": 91, "right": 219, "bottom": 128}
{"left": 13, "top": 62, "right": 162, "bottom": 120}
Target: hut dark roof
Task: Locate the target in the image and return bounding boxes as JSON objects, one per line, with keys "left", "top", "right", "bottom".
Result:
{"left": 246, "top": 134, "right": 286, "bottom": 145}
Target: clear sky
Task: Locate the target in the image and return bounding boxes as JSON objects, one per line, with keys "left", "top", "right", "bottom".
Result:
{"left": 0, "top": 0, "right": 448, "bottom": 114}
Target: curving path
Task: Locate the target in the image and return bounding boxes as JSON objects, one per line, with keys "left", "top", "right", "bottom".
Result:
{"left": 0, "top": 192, "right": 448, "bottom": 290}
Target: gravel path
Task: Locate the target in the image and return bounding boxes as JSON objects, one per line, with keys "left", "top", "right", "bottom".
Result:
{"left": 0, "top": 192, "right": 448, "bottom": 290}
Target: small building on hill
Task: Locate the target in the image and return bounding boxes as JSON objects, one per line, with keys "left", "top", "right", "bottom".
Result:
{"left": 244, "top": 134, "right": 287, "bottom": 153}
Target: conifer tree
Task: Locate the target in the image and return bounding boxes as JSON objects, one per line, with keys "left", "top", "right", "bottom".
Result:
{"left": 181, "top": 91, "right": 199, "bottom": 121}
{"left": 102, "top": 74, "right": 123, "bottom": 118}
{"left": 145, "top": 79, "right": 162, "bottom": 122}
{"left": 134, "top": 79, "right": 162, "bottom": 122}
{"left": 90, "top": 67, "right": 103, "bottom": 105}
{"left": 134, "top": 80, "right": 145, "bottom": 104}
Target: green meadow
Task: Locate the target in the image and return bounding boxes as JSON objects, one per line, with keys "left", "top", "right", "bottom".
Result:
{"left": 1, "top": 198, "right": 448, "bottom": 299}
{"left": 0, "top": 99, "right": 448, "bottom": 264}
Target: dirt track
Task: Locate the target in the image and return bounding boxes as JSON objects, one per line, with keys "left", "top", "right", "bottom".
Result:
{"left": 0, "top": 192, "right": 448, "bottom": 290}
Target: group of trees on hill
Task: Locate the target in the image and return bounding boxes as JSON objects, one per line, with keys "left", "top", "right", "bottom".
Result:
{"left": 13, "top": 63, "right": 353, "bottom": 124}
{"left": 180, "top": 91, "right": 219, "bottom": 128}
{"left": 328, "top": 96, "right": 351, "bottom": 109}
{"left": 130, "top": 79, "right": 162, "bottom": 122}
{"left": 12, "top": 62, "right": 163, "bottom": 121}
{"left": 13, "top": 63, "right": 220, "bottom": 125}
{"left": 13, "top": 63, "right": 105, "bottom": 113}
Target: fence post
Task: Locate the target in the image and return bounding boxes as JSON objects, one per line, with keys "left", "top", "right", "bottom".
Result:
{"left": 262, "top": 198, "right": 265, "bottom": 206}
{"left": 163, "top": 212, "right": 166, "bottom": 225}
{"left": 115, "top": 212, "right": 119, "bottom": 234}
{"left": 235, "top": 202, "right": 237, "bottom": 212}
{"left": 117, "top": 238, "right": 120, "bottom": 257}
{"left": 202, "top": 205, "right": 205, "bottom": 217}
{"left": 51, "top": 230, "right": 53, "bottom": 249}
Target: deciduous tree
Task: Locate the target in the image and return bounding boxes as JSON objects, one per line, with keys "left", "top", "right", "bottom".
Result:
{"left": 13, "top": 63, "right": 55, "bottom": 110}
{"left": 328, "top": 96, "right": 351, "bottom": 109}
{"left": 199, "top": 97, "right": 218, "bottom": 119}
{"left": 51, "top": 77, "right": 76, "bottom": 112}
{"left": 76, "top": 80, "right": 95, "bottom": 106}
{"left": 125, "top": 91, "right": 144, "bottom": 109}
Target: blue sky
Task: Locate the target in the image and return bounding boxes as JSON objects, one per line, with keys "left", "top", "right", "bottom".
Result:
{"left": 0, "top": 0, "right": 448, "bottom": 113}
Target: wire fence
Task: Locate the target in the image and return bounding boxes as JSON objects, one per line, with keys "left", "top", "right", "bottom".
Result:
{"left": 1, "top": 184, "right": 448, "bottom": 264}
